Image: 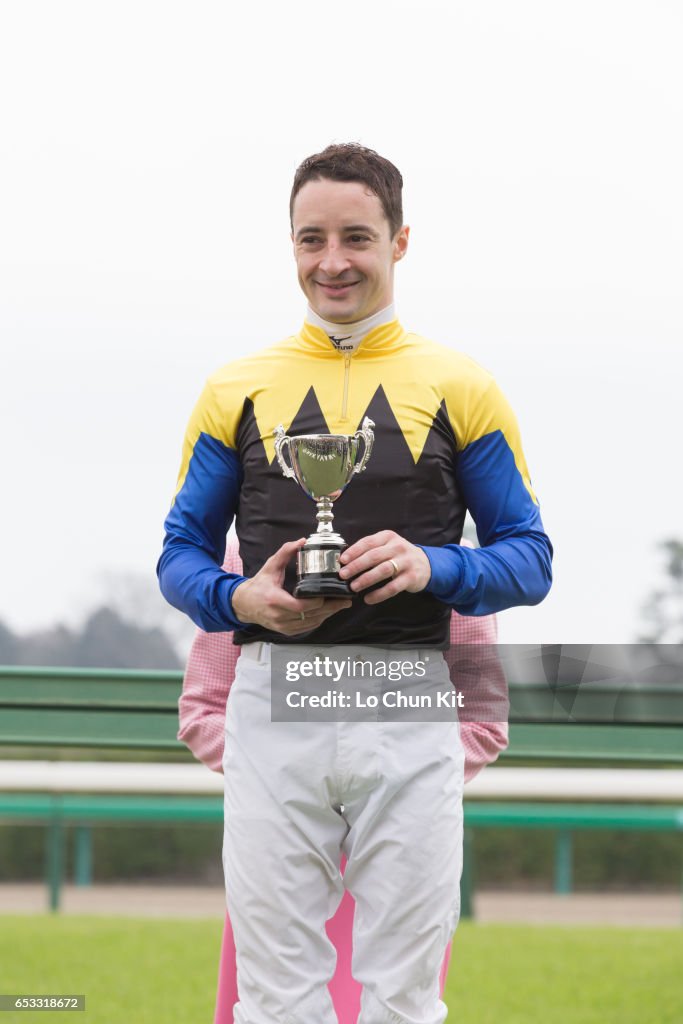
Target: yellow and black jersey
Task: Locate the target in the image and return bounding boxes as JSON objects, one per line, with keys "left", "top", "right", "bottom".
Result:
{"left": 157, "top": 319, "right": 552, "bottom": 647}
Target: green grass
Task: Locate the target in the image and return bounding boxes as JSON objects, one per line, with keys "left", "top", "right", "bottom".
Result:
{"left": 0, "top": 917, "right": 222, "bottom": 1023}
{"left": 445, "top": 924, "right": 683, "bottom": 1024}
{"left": 0, "top": 917, "right": 681, "bottom": 1023}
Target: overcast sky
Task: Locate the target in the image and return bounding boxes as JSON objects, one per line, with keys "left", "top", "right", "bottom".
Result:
{"left": 1, "top": 1, "right": 681, "bottom": 653}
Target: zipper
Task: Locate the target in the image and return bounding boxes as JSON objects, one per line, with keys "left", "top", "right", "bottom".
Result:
{"left": 341, "top": 354, "right": 351, "bottom": 420}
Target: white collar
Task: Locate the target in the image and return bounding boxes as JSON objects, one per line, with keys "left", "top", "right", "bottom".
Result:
{"left": 305, "top": 303, "right": 396, "bottom": 353}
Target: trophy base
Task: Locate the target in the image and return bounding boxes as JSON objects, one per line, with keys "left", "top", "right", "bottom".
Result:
{"left": 294, "top": 574, "right": 353, "bottom": 599}
{"left": 295, "top": 541, "right": 351, "bottom": 598}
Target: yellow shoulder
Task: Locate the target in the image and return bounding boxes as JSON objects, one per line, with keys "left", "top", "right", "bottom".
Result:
{"left": 402, "top": 334, "right": 503, "bottom": 449}
{"left": 202, "top": 335, "right": 300, "bottom": 448}
{"left": 173, "top": 336, "right": 298, "bottom": 495}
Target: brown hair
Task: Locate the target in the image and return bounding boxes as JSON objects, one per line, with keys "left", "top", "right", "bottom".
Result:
{"left": 290, "top": 143, "right": 404, "bottom": 238}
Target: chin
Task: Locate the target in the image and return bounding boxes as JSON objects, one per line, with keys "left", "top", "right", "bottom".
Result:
{"left": 308, "top": 285, "right": 370, "bottom": 324}
{"left": 324, "top": 309, "right": 358, "bottom": 323}
{"left": 314, "top": 302, "right": 358, "bottom": 324}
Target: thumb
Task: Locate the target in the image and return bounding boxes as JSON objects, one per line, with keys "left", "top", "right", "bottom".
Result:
{"left": 263, "top": 538, "right": 307, "bottom": 576}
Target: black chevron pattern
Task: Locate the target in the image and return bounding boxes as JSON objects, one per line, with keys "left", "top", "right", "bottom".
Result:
{"left": 233, "top": 386, "right": 465, "bottom": 647}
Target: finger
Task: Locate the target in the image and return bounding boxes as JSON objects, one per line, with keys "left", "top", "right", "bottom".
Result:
{"left": 278, "top": 600, "right": 353, "bottom": 633}
{"left": 268, "top": 592, "right": 353, "bottom": 628}
{"left": 339, "top": 543, "right": 394, "bottom": 581}
{"left": 316, "top": 602, "right": 353, "bottom": 621}
{"left": 339, "top": 532, "right": 394, "bottom": 565}
{"left": 263, "top": 538, "right": 307, "bottom": 575}
{"left": 280, "top": 614, "right": 340, "bottom": 637}
{"left": 346, "top": 560, "right": 397, "bottom": 593}
{"left": 292, "top": 597, "right": 328, "bottom": 613}
{"left": 284, "top": 595, "right": 353, "bottom": 614}
{"left": 278, "top": 622, "right": 316, "bottom": 637}
{"left": 274, "top": 598, "right": 352, "bottom": 626}
{"left": 275, "top": 594, "right": 328, "bottom": 615}
{"left": 281, "top": 599, "right": 352, "bottom": 627}
{"left": 286, "top": 619, "right": 330, "bottom": 636}
{"left": 362, "top": 580, "right": 402, "bottom": 605}
{"left": 319, "top": 598, "right": 354, "bottom": 613}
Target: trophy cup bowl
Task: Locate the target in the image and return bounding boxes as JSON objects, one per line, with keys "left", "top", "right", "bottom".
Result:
{"left": 274, "top": 417, "right": 375, "bottom": 597}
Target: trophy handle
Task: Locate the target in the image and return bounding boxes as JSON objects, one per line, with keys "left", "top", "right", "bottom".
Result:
{"left": 352, "top": 416, "right": 375, "bottom": 474}
{"left": 273, "top": 425, "right": 296, "bottom": 479}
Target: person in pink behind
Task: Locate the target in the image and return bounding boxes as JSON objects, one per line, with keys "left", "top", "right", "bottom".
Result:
{"left": 179, "top": 541, "right": 509, "bottom": 1024}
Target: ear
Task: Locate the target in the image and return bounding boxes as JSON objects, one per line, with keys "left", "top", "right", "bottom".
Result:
{"left": 393, "top": 225, "right": 410, "bottom": 263}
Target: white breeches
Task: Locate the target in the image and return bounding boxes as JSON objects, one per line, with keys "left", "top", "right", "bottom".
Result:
{"left": 223, "top": 642, "right": 465, "bottom": 1024}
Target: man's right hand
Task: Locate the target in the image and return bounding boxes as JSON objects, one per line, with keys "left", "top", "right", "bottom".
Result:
{"left": 230, "top": 538, "right": 353, "bottom": 636}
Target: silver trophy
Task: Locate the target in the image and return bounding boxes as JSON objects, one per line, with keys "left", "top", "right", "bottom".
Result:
{"left": 274, "top": 417, "right": 375, "bottom": 597}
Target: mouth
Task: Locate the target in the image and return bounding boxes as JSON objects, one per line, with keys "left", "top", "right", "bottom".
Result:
{"left": 315, "top": 281, "right": 361, "bottom": 297}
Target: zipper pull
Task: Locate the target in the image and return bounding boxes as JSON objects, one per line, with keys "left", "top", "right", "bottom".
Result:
{"left": 341, "top": 354, "right": 351, "bottom": 420}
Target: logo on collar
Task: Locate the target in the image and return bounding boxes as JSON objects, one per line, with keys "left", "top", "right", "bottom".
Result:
{"left": 329, "top": 334, "right": 353, "bottom": 351}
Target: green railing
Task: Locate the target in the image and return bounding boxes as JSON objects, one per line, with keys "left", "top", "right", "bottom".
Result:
{"left": 1, "top": 666, "right": 682, "bottom": 914}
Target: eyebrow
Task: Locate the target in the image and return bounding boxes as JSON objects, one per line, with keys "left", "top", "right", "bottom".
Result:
{"left": 295, "top": 224, "right": 381, "bottom": 240}
{"left": 345, "top": 224, "right": 381, "bottom": 238}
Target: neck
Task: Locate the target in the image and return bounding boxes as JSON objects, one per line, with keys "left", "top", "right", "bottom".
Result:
{"left": 305, "top": 302, "right": 396, "bottom": 353}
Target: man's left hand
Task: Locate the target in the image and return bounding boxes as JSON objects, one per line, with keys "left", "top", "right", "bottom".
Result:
{"left": 338, "top": 530, "right": 432, "bottom": 605}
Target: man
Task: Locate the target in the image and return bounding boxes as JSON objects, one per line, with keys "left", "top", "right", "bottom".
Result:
{"left": 158, "top": 143, "right": 552, "bottom": 1024}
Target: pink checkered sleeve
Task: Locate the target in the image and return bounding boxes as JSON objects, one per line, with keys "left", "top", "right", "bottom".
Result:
{"left": 449, "top": 611, "right": 509, "bottom": 782}
{"left": 177, "top": 546, "right": 242, "bottom": 774}
{"left": 178, "top": 543, "right": 508, "bottom": 780}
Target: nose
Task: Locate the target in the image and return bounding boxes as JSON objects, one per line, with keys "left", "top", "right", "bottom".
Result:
{"left": 318, "top": 242, "right": 352, "bottom": 278}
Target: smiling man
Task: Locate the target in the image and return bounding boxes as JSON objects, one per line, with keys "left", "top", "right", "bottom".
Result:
{"left": 157, "top": 143, "right": 552, "bottom": 1024}
{"left": 293, "top": 175, "right": 408, "bottom": 324}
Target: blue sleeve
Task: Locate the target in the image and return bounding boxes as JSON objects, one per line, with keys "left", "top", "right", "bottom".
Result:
{"left": 418, "top": 430, "right": 553, "bottom": 615}
{"left": 156, "top": 432, "right": 247, "bottom": 631}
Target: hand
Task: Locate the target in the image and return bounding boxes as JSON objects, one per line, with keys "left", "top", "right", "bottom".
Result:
{"left": 338, "top": 530, "right": 432, "bottom": 605}
{"left": 231, "top": 538, "right": 352, "bottom": 635}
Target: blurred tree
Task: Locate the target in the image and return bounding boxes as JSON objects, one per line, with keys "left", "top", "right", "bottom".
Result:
{"left": 0, "top": 608, "right": 180, "bottom": 668}
{"left": 91, "top": 569, "right": 196, "bottom": 660}
{"left": 639, "top": 538, "right": 683, "bottom": 643}
{"left": 74, "top": 607, "right": 181, "bottom": 668}
{"left": 0, "top": 621, "right": 19, "bottom": 663}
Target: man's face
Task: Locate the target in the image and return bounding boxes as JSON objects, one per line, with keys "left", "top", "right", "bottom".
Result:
{"left": 291, "top": 178, "right": 409, "bottom": 324}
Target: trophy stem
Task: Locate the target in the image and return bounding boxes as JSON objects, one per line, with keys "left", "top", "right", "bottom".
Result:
{"left": 316, "top": 497, "right": 335, "bottom": 534}
{"left": 273, "top": 419, "right": 375, "bottom": 599}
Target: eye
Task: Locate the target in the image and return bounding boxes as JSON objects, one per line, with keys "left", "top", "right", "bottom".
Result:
{"left": 300, "top": 236, "right": 322, "bottom": 245}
